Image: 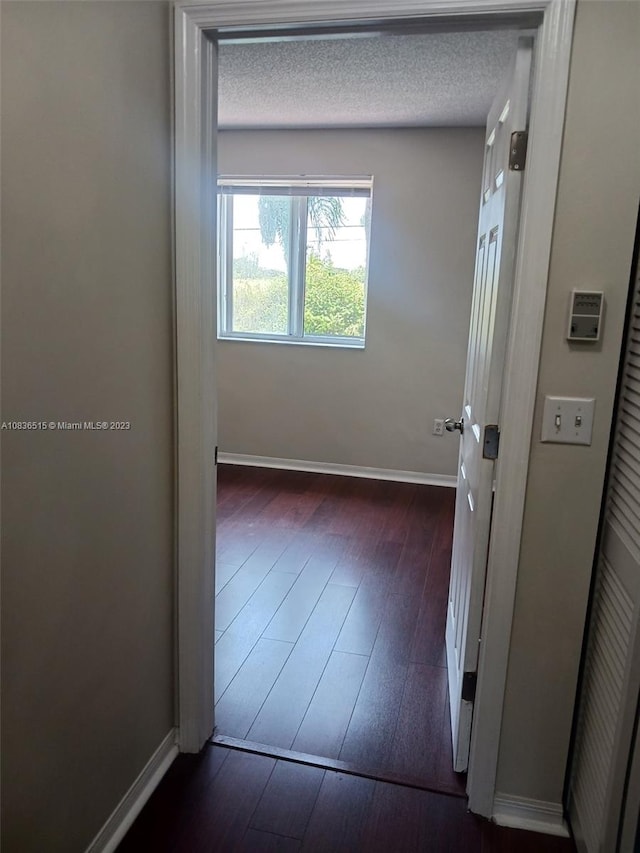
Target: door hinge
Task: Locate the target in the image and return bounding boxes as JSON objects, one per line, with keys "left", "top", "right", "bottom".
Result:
{"left": 462, "top": 671, "right": 477, "bottom": 703}
{"left": 483, "top": 424, "right": 500, "bottom": 460}
{"left": 509, "top": 131, "right": 528, "bottom": 171}
{"left": 214, "top": 445, "right": 218, "bottom": 465}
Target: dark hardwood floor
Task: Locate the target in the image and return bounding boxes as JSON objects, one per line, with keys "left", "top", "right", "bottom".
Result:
{"left": 118, "top": 744, "right": 576, "bottom": 852}
{"left": 213, "top": 465, "right": 461, "bottom": 794}
{"left": 118, "top": 466, "right": 577, "bottom": 852}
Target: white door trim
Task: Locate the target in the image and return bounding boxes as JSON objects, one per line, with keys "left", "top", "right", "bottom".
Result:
{"left": 172, "top": 0, "right": 575, "bottom": 821}
{"left": 174, "top": 9, "right": 217, "bottom": 752}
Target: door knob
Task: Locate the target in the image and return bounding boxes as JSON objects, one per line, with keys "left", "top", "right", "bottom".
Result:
{"left": 445, "top": 418, "right": 464, "bottom": 434}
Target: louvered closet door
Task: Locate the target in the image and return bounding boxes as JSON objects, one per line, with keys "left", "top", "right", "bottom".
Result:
{"left": 569, "top": 241, "right": 640, "bottom": 853}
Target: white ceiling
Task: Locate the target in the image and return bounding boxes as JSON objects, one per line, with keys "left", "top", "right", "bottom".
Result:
{"left": 218, "top": 30, "right": 521, "bottom": 129}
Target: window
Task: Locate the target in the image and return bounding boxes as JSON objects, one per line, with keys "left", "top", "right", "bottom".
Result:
{"left": 217, "top": 177, "right": 373, "bottom": 346}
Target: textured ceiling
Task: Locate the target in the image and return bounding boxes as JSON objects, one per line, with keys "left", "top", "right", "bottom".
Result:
{"left": 218, "top": 30, "right": 520, "bottom": 129}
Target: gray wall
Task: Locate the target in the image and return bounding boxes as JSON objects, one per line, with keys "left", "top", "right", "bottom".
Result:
{"left": 218, "top": 128, "right": 484, "bottom": 476}
{"left": 496, "top": 0, "right": 640, "bottom": 805}
{"left": 1, "top": 3, "right": 174, "bottom": 851}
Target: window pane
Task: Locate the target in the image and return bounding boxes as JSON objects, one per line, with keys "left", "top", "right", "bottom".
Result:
{"left": 231, "top": 194, "right": 290, "bottom": 335}
{"left": 304, "top": 196, "right": 368, "bottom": 339}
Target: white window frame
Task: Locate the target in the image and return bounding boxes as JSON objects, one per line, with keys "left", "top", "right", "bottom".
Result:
{"left": 217, "top": 176, "right": 373, "bottom": 347}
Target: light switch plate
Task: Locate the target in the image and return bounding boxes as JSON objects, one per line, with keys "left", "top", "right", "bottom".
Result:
{"left": 541, "top": 396, "right": 595, "bottom": 445}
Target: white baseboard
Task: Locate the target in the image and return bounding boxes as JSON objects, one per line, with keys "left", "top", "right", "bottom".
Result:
{"left": 85, "top": 729, "right": 179, "bottom": 853}
{"left": 217, "top": 452, "right": 456, "bottom": 488}
{"left": 493, "top": 794, "right": 570, "bottom": 837}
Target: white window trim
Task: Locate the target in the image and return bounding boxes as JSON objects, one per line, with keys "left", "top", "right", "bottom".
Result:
{"left": 217, "top": 177, "right": 372, "bottom": 347}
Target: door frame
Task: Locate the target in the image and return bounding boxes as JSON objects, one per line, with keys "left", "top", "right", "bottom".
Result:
{"left": 173, "top": 0, "right": 576, "bottom": 820}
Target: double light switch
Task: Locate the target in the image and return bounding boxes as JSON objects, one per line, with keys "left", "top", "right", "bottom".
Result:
{"left": 541, "top": 396, "right": 595, "bottom": 445}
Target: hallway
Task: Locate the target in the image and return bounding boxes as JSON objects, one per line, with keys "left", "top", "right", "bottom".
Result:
{"left": 117, "top": 744, "right": 576, "bottom": 852}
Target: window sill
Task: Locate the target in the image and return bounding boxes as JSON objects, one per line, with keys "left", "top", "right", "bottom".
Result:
{"left": 217, "top": 334, "right": 365, "bottom": 350}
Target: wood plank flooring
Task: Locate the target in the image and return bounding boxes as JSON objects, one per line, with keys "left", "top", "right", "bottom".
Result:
{"left": 118, "top": 744, "right": 577, "bottom": 852}
{"left": 118, "top": 466, "right": 577, "bottom": 852}
{"left": 214, "top": 465, "right": 461, "bottom": 794}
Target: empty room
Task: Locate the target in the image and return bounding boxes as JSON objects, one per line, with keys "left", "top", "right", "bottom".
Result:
{"left": 212, "top": 27, "right": 517, "bottom": 795}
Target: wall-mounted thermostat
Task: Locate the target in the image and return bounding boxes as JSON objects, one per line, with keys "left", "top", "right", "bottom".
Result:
{"left": 567, "top": 290, "right": 603, "bottom": 341}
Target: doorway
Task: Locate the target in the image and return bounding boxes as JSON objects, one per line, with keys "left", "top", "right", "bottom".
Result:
{"left": 211, "top": 24, "right": 517, "bottom": 794}
{"left": 173, "top": 0, "right": 576, "bottom": 820}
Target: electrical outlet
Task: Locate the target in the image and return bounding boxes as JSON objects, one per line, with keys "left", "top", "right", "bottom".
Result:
{"left": 433, "top": 418, "right": 445, "bottom": 436}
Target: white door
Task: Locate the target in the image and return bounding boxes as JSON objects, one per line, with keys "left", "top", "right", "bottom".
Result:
{"left": 445, "top": 38, "right": 532, "bottom": 773}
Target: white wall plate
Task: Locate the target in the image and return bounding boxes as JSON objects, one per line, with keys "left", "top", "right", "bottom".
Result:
{"left": 541, "top": 396, "right": 595, "bottom": 445}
